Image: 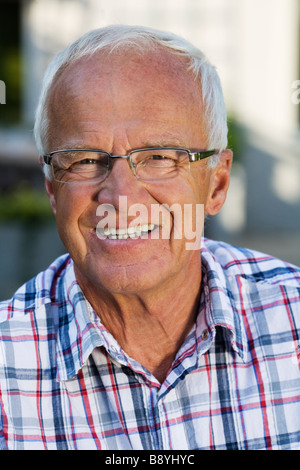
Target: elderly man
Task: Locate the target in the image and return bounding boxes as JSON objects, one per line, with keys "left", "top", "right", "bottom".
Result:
{"left": 0, "top": 25, "right": 300, "bottom": 451}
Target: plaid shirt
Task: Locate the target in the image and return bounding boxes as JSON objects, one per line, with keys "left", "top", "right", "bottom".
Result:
{"left": 1, "top": 238, "right": 300, "bottom": 450}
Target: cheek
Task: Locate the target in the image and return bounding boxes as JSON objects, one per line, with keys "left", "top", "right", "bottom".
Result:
{"left": 145, "top": 179, "right": 207, "bottom": 246}
{"left": 146, "top": 175, "right": 206, "bottom": 205}
{"left": 189, "top": 168, "right": 212, "bottom": 206}
{"left": 54, "top": 186, "right": 91, "bottom": 237}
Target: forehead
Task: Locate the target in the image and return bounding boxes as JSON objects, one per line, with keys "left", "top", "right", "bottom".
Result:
{"left": 47, "top": 47, "right": 206, "bottom": 149}
{"left": 54, "top": 45, "right": 199, "bottom": 88}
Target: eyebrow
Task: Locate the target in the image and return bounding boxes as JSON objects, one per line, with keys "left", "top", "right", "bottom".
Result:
{"left": 139, "top": 137, "right": 187, "bottom": 148}
{"left": 57, "top": 138, "right": 188, "bottom": 153}
{"left": 62, "top": 143, "right": 96, "bottom": 150}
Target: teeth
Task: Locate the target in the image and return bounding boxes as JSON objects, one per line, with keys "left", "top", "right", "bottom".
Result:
{"left": 98, "top": 224, "right": 155, "bottom": 239}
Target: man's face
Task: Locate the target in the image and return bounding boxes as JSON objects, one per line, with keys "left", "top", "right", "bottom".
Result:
{"left": 45, "top": 48, "right": 231, "bottom": 296}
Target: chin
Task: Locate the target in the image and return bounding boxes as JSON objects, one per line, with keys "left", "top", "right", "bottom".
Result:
{"left": 74, "top": 255, "right": 172, "bottom": 296}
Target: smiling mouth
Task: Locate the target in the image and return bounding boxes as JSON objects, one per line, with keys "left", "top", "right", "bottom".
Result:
{"left": 96, "top": 223, "right": 157, "bottom": 240}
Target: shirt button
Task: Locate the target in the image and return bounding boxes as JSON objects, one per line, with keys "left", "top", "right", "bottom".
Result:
{"left": 110, "top": 345, "right": 118, "bottom": 353}
{"left": 201, "top": 329, "right": 209, "bottom": 340}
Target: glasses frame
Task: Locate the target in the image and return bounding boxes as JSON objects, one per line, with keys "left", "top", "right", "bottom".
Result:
{"left": 42, "top": 147, "right": 218, "bottom": 183}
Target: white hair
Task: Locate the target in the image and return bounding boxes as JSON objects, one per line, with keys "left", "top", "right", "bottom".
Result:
{"left": 34, "top": 24, "right": 228, "bottom": 179}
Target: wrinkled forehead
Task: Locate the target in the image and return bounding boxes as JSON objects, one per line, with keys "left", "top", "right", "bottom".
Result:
{"left": 49, "top": 46, "right": 203, "bottom": 111}
{"left": 46, "top": 46, "right": 206, "bottom": 152}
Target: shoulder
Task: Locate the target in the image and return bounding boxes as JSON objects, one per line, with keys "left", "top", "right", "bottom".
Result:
{"left": 202, "top": 239, "right": 300, "bottom": 360}
{"left": 202, "top": 238, "right": 300, "bottom": 289}
{"left": 0, "top": 253, "right": 71, "bottom": 324}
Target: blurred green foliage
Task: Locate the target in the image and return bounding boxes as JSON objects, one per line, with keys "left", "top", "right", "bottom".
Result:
{"left": 227, "top": 117, "right": 245, "bottom": 164}
{"left": 0, "top": 185, "right": 54, "bottom": 224}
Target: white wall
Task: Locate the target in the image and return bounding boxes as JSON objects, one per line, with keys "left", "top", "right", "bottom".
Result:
{"left": 22, "top": 0, "right": 300, "bottom": 142}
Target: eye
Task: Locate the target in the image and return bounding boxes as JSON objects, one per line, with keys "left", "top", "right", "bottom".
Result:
{"left": 76, "top": 158, "right": 98, "bottom": 165}
{"left": 151, "top": 155, "right": 169, "bottom": 160}
{"left": 146, "top": 154, "right": 176, "bottom": 166}
{"left": 71, "top": 155, "right": 108, "bottom": 169}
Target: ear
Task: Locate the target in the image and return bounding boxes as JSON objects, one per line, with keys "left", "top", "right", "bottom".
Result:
{"left": 45, "top": 177, "right": 57, "bottom": 216}
{"left": 205, "top": 149, "right": 233, "bottom": 216}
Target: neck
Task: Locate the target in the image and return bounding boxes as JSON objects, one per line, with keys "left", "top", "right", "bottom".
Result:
{"left": 75, "top": 266, "right": 202, "bottom": 383}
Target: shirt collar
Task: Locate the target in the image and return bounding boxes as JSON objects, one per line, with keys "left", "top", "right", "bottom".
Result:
{"left": 54, "top": 242, "right": 249, "bottom": 381}
{"left": 54, "top": 260, "right": 104, "bottom": 381}
{"left": 199, "top": 242, "right": 249, "bottom": 362}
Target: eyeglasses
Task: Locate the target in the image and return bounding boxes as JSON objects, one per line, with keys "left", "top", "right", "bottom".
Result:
{"left": 42, "top": 147, "right": 218, "bottom": 184}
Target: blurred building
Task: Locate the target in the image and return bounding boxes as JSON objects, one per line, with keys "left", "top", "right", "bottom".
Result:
{"left": 0, "top": 0, "right": 300, "bottom": 297}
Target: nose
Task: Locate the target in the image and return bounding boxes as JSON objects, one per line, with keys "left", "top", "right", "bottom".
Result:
{"left": 96, "top": 157, "right": 149, "bottom": 209}
{"left": 108, "top": 155, "right": 135, "bottom": 181}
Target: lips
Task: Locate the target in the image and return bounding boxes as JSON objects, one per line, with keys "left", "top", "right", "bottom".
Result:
{"left": 96, "top": 223, "right": 157, "bottom": 239}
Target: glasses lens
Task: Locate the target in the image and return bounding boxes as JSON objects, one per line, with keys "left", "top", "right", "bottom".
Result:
{"left": 132, "top": 149, "right": 189, "bottom": 180}
{"left": 51, "top": 150, "right": 109, "bottom": 183}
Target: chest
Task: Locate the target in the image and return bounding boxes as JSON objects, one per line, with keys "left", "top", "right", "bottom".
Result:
{"left": 2, "top": 340, "right": 300, "bottom": 450}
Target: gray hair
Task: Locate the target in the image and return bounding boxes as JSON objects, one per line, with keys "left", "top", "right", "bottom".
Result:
{"left": 34, "top": 24, "right": 228, "bottom": 178}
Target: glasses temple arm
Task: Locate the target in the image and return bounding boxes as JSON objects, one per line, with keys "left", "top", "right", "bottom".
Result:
{"left": 189, "top": 150, "right": 218, "bottom": 162}
{"left": 43, "top": 155, "right": 52, "bottom": 165}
